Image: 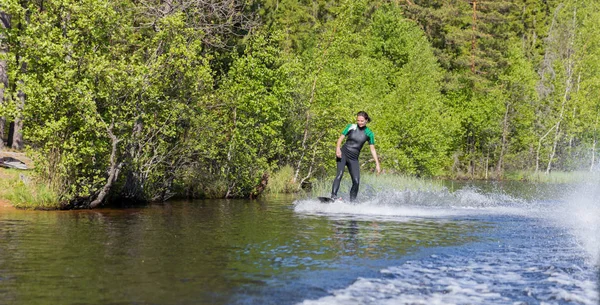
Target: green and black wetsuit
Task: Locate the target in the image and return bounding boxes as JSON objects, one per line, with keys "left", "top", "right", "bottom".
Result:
{"left": 331, "top": 123, "right": 375, "bottom": 201}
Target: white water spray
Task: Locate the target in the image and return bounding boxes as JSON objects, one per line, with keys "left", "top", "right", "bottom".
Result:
{"left": 547, "top": 182, "right": 600, "bottom": 265}
{"left": 294, "top": 180, "right": 600, "bottom": 305}
{"left": 294, "top": 186, "right": 529, "bottom": 220}
{"left": 296, "top": 180, "right": 600, "bottom": 265}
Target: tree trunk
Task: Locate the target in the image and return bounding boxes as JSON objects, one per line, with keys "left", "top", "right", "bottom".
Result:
{"left": 0, "top": 59, "right": 5, "bottom": 149}
{"left": 467, "top": 130, "right": 475, "bottom": 178}
{"left": 9, "top": 11, "right": 25, "bottom": 151}
{"left": 293, "top": 73, "right": 318, "bottom": 183}
{"left": 485, "top": 149, "right": 489, "bottom": 179}
{"left": 225, "top": 106, "right": 236, "bottom": 198}
{"left": 545, "top": 101, "right": 565, "bottom": 175}
{"left": 496, "top": 101, "right": 510, "bottom": 176}
{"left": 470, "top": 0, "right": 478, "bottom": 73}
{"left": 0, "top": 11, "right": 10, "bottom": 149}
{"left": 536, "top": 125, "right": 555, "bottom": 173}
{"left": 591, "top": 113, "right": 599, "bottom": 172}
{"left": 0, "top": 116, "right": 4, "bottom": 151}
{"left": 11, "top": 84, "right": 25, "bottom": 150}
{"left": 545, "top": 6, "right": 577, "bottom": 174}
{"left": 90, "top": 122, "right": 122, "bottom": 208}
{"left": 298, "top": 141, "right": 320, "bottom": 190}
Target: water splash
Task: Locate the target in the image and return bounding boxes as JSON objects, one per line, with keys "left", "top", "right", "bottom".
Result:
{"left": 299, "top": 250, "right": 599, "bottom": 305}
{"left": 545, "top": 182, "right": 600, "bottom": 265}
{"left": 296, "top": 181, "right": 600, "bottom": 265}
{"left": 294, "top": 186, "right": 530, "bottom": 220}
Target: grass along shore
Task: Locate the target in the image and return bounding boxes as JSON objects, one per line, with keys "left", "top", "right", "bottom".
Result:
{"left": 0, "top": 167, "right": 61, "bottom": 210}
{"left": 503, "top": 170, "right": 600, "bottom": 183}
{"left": 2, "top": 161, "right": 599, "bottom": 210}
{"left": 306, "top": 172, "right": 446, "bottom": 199}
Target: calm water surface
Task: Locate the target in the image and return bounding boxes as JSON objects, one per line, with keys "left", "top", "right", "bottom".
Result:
{"left": 0, "top": 181, "right": 598, "bottom": 305}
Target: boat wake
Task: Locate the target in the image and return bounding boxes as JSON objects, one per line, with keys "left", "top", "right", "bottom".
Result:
{"left": 295, "top": 183, "right": 600, "bottom": 265}
{"left": 294, "top": 182, "right": 600, "bottom": 305}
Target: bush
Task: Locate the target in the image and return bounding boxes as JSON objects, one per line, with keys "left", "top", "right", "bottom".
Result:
{"left": 267, "top": 166, "right": 300, "bottom": 194}
{"left": 0, "top": 168, "right": 61, "bottom": 209}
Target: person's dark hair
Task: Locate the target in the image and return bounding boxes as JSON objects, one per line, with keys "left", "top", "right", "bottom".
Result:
{"left": 357, "top": 111, "right": 371, "bottom": 123}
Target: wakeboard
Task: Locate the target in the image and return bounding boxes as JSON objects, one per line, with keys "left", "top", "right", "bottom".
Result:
{"left": 317, "top": 197, "right": 335, "bottom": 203}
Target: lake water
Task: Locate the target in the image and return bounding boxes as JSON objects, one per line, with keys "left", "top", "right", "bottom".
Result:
{"left": 0, "top": 181, "right": 598, "bottom": 304}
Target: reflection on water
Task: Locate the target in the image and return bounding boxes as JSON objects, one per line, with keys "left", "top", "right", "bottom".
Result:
{"left": 0, "top": 197, "right": 483, "bottom": 305}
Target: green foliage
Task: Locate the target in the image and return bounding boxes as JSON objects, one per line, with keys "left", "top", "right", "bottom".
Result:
{"left": 0, "top": 168, "right": 60, "bottom": 209}
{"left": 505, "top": 170, "right": 600, "bottom": 184}
{"left": 213, "top": 32, "right": 296, "bottom": 197}
{"left": 266, "top": 165, "right": 299, "bottom": 193}
{"left": 173, "top": 32, "right": 302, "bottom": 199}
{"left": 568, "top": 1, "right": 600, "bottom": 171}
{"left": 367, "top": 6, "right": 457, "bottom": 175}
{"left": 498, "top": 39, "right": 540, "bottom": 171}
{"left": 255, "top": 0, "right": 336, "bottom": 52}
{"left": 3, "top": 0, "right": 600, "bottom": 208}
{"left": 3, "top": 0, "right": 218, "bottom": 203}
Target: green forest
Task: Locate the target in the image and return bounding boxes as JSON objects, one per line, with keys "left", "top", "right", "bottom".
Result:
{"left": 1, "top": 0, "right": 599, "bottom": 207}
